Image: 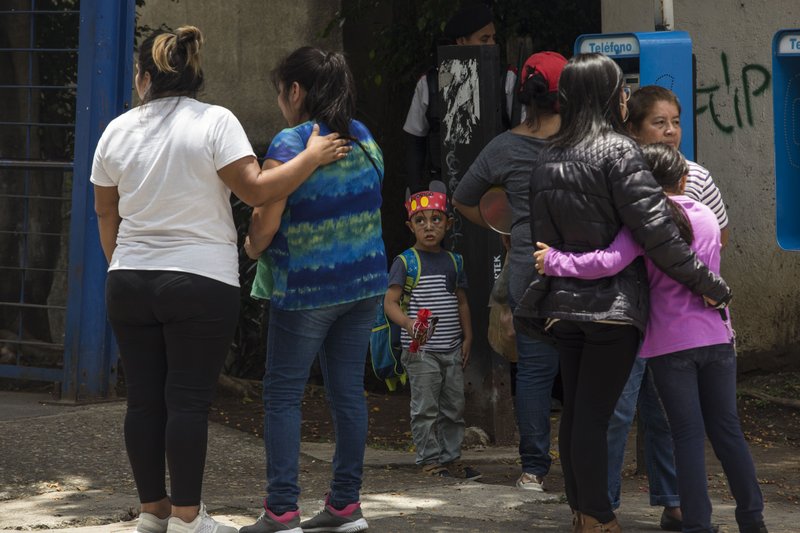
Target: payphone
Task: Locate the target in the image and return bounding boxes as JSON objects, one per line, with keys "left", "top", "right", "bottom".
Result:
{"left": 574, "top": 31, "right": 695, "bottom": 160}
{"left": 772, "top": 29, "right": 800, "bottom": 250}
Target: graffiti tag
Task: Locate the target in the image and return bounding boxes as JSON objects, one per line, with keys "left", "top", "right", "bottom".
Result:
{"left": 696, "top": 52, "right": 771, "bottom": 134}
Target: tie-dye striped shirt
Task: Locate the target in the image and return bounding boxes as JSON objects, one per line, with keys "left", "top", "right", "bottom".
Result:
{"left": 264, "top": 120, "right": 387, "bottom": 310}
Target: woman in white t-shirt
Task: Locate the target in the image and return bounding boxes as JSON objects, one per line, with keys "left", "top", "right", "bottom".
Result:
{"left": 90, "top": 26, "right": 347, "bottom": 533}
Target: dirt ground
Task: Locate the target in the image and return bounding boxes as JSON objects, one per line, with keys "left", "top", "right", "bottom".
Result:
{"left": 209, "top": 369, "right": 800, "bottom": 514}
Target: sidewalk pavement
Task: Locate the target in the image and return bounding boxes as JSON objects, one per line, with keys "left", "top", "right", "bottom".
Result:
{"left": 1, "top": 390, "right": 797, "bottom": 532}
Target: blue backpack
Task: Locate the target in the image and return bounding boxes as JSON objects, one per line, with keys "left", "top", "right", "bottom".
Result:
{"left": 370, "top": 248, "right": 462, "bottom": 391}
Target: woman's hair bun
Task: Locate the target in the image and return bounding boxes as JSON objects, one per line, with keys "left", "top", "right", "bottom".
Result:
{"left": 518, "top": 71, "right": 549, "bottom": 105}
{"left": 174, "top": 25, "right": 203, "bottom": 50}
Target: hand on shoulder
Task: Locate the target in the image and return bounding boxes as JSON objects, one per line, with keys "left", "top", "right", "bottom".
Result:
{"left": 305, "top": 123, "right": 351, "bottom": 166}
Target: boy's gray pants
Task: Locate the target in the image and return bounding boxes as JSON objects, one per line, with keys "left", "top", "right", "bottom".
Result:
{"left": 401, "top": 346, "right": 465, "bottom": 466}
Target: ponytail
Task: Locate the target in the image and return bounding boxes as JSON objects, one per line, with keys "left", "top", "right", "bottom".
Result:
{"left": 641, "top": 143, "right": 693, "bottom": 244}
{"left": 518, "top": 71, "right": 558, "bottom": 131}
{"left": 664, "top": 198, "right": 694, "bottom": 245}
{"left": 271, "top": 47, "right": 356, "bottom": 137}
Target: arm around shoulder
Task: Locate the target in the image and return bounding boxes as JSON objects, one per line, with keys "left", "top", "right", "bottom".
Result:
{"left": 607, "top": 147, "right": 730, "bottom": 301}
{"left": 218, "top": 124, "right": 347, "bottom": 207}
{"left": 541, "top": 228, "right": 642, "bottom": 279}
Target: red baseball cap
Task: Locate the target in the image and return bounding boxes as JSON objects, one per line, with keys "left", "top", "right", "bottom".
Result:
{"left": 519, "top": 51, "right": 568, "bottom": 94}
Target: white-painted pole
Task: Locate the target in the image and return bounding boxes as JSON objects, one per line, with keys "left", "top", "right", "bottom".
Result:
{"left": 656, "top": 0, "right": 675, "bottom": 30}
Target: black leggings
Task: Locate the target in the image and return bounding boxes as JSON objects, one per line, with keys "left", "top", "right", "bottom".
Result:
{"left": 552, "top": 321, "right": 640, "bottom": 524}
{"left": 106, "top": 270, "right": 239, "bottom": 506}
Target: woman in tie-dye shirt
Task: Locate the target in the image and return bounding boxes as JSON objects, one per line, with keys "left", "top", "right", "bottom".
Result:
{"left": 241, "top": 47, "right": 385, "bottom": 533}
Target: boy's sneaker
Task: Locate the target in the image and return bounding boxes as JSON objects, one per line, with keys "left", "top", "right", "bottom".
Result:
{"left": 516, "top": 472, "right": 545, "bottom": 491}
{"left": 300, "top": 500, "right": 369, "bottom": 533}
{"left": 166, "top": 503, "right": 238, "bottom": 533}
{"left": 240, "top": 507, "right": 302, "bottom": 533}
{"left": 421, "top": 463, "right": 451, "bottom": 477}
{"left": 136, "top": 512, "right": 170, "bottom": 533}
{"left": 446, "top": 461, "right": 482, "bottom": 480}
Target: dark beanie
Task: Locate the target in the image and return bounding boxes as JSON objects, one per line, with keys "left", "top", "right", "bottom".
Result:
{"left": 443, "top": 4, "right": 493, "bottom": 40}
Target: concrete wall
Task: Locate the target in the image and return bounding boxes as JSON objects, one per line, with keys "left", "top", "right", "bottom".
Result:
{"left": 601, "top": 0, "right": 800, "bottom": 368}
{"left": 137, "top": 0, "right": 341, "bottom": 153}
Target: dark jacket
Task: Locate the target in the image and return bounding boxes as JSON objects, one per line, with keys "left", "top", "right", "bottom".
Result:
{"left": 514, "top": 132, "right": 730, "bottom": 336}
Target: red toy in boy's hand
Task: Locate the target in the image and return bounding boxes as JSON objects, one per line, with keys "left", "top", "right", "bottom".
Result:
{"left": 409, "top": 308, "right": 439, "bottom": 353}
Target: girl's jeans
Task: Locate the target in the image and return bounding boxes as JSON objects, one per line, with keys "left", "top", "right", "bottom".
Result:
{"left": 649, "top": 343, "right": 764, "bottom": 533}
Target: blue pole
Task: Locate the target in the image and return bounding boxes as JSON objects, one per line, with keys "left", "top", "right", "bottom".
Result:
{"left": 62, "top": 0, "right": 135, "bottom": 400}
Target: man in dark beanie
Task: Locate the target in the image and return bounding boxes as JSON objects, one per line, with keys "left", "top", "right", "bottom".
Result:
{"left": 444, "top": 3, "right": 495, "bottom": 44}
{"left": 403, "top": 3, "right": 517, "bottom": 193}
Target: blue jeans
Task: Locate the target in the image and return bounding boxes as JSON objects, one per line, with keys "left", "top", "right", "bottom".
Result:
{"left": 607, "top": 356, "right": 680, "bottom": 509}
{"left": 401, "top": 347, "right": 465, "bottom": 466}
{"left": 515, "top": 332, "right": 560, "bottom": 477}
{"left": 649, "top": 344, "right": 764, "bottom": 533}
{"left": 262, "top": 296, "right": 380, "bottom": 514}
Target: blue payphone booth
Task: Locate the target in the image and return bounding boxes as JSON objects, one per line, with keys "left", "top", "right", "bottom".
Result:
{"left": 772, "top": 29, "right": 800, "bottom": 250}
{"left": 574, "top": 31, "right": 695, "bottom": 160}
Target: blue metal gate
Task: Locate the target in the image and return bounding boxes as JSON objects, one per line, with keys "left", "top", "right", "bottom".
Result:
{"left": 0, "top": 0, "right": 135, "bottom": 400}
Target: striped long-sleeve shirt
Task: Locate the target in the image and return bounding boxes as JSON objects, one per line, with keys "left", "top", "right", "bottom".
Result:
{"left": 684, "top": 160, "right": 729, "bottom": 230}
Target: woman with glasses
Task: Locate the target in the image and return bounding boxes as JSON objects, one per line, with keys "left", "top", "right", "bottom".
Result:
{"left": 514, "top": 53, "right": 731, "bottom": 533}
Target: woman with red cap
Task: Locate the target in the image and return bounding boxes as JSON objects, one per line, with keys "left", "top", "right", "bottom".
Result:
{"left": 453, "top": 51, "right": 567, "bottom": 494}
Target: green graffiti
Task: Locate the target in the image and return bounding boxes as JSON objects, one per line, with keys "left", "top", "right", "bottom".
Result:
{"left": 696, "top": 52, "right": 771, "bottom": 134}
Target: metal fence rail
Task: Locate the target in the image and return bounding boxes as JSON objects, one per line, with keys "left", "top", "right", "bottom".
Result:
{"left": 0, "top": 3, "right": 78, "bottom": 385}
{"left": 0, "top": 0, "right": 135, "bottom": 400}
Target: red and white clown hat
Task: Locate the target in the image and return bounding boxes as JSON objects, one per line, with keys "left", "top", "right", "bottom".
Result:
{"left": 405, "top": 190, "right": 448, "bottom": 219}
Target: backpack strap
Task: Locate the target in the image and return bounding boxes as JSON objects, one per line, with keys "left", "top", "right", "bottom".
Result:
{"left": 446, "top": 251, "right": 463, "bottom": 279}
{"left": 398, "top": 247, "right": 421, "bottom": 313}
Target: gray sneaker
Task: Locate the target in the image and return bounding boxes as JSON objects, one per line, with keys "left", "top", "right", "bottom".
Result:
{"left": 240, "top": 508, "right": 302, "bottom": 533}
{"left": 300, "top": 501, "right": 368, "bottom": 533}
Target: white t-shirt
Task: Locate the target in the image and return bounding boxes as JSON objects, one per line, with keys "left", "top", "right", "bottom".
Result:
{"left": 90, "top": 97, "right": 256, "bottom": 287}
{"left": 403, "top": 68, "right": 519, "bottom": 137}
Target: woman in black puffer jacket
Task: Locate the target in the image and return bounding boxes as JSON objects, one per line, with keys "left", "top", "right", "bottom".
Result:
{"left": 514, "top": 53, "right": 731, "bottom": 533}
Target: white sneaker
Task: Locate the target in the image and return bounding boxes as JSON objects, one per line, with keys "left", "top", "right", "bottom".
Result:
{"left": 516, "top": 472, "right": 545, "bottom": 491}
{"left": 166, "top": 503, "right": 239, "bottom": 533}
{"left": 136, "top": 512, "right": 170, "bottom": 533}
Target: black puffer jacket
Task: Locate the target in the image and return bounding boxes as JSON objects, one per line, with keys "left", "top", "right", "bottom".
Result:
{"left": 514, "top": 132, "right": 730, "bottom": 335}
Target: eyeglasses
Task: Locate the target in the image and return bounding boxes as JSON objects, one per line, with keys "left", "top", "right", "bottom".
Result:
{"left": 622, "top": 86, "right": 632, "bottom": 102}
